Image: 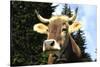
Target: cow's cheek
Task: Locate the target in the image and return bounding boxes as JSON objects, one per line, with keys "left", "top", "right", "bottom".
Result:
{"left": 58, "top": 39, "right": 64, "bottom": 46}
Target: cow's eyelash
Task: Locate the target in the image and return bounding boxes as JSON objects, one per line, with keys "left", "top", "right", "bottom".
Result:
{"left": 62, "top": 22, "right": 66, "bottom": 25}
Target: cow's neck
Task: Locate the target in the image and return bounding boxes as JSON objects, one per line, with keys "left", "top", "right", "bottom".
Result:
{"left": 61, "top": 33, "right": 81, "bottom": 62}
{"left": 58, "top": 33, "right": 70, "bottom": 56}
{"left": 48, "top": 53, "right": 56, "bottom": 64}
{"left": 63, "top": 33, "right": 70, "bottom": 49}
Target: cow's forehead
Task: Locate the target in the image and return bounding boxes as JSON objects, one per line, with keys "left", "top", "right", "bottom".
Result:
{"left": 48, "top": 20, "right": 62, "bottom": 30}
{"left": 49, "top": 15, "right": 69, "bottom": 23}
{"left": 48, "top": 16, "right": 69, "bottom": 29}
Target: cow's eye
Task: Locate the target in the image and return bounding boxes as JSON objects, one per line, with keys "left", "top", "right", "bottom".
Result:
{"left": 47, "top": 29, "right": 48, "bottom": 32}
{"left": 62, "top": 28, "right": 66, "bottom": 31}
{"left": 62, "top": 22, "right": 66, "bottom": 25}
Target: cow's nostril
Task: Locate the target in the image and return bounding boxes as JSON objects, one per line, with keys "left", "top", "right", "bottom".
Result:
{"left": 50, "top": 41, "right": 55, "bottom": 46}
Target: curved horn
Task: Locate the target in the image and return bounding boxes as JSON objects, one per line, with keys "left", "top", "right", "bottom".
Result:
{"left": 35, "top": 10, "right": 50, "bottom": 23}
{"left": 68, "top": 7, "right": 78, "bottom": 21}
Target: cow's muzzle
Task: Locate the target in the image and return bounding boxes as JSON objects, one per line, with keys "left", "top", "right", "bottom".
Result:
{"left": 43, "top": 39, "right": 61, "bottom": 52}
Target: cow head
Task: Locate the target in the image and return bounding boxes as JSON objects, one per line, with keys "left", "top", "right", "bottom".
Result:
{"left": 33, "top": 9, "right": 81, "bottom": 64}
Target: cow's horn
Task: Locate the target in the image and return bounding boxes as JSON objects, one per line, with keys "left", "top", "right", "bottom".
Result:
{"left": 35, "top": 10, "right": 50, "bottom": 23}
{"left": 68, "top": 7, "right": 78, "bottom": 21}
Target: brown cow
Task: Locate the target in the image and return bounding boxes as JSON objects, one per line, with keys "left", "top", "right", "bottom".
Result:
{"left": 33, "top": 9, "right": 81, "bottom": 64}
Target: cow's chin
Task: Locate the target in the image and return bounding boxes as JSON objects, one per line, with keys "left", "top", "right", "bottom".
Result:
{"left": 44, "top": 49, "right": 60, "bottom": 54}
{"left": 43, "top": 48, "right": 60, "bottom": 54}
{"left": 43, "top": 45, "right": 61, "bottom": 54}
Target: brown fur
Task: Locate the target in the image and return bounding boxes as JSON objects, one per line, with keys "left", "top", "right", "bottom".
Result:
{"left": 48, "top": 54, "right": 56, "bottom": 64}
{"left": 48, "top": 18, "right": 68, "bottom": 42}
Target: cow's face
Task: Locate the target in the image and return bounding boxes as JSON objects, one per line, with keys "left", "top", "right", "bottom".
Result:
{"left": 45, "top": 17, "right": 69, "bottom": 52}
{"left": 33, "top": 10, "right": 81, "bottom": 54}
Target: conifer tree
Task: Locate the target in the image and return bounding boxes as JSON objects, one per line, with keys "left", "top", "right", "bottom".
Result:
{"left": 11, "top": 1, "right": 56, "bottom": 66}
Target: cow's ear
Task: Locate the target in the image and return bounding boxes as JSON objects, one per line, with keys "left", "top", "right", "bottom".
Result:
{"left": 69, "top": 21, "right": 81, "bottom": 33}
{"left": 33, "top": 23, "right": 48, "bottom": 34}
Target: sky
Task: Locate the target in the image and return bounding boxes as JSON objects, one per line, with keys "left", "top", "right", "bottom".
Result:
{"left": 52, "top": 3, "right": 97, "bottom": 61}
